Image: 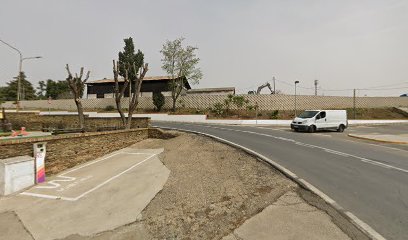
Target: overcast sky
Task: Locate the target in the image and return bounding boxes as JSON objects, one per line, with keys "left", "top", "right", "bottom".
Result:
{"left": 1, "top": 0, "right": 407, "bottom": 96}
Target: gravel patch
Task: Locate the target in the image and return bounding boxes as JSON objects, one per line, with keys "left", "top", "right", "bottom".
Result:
{"left": 134, "top": 133, "right": 297, "bottom": 239}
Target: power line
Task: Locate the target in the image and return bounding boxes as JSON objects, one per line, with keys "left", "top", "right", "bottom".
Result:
{"left": 274, "top": 79, "right": 315, "bottom": 90}
{"left": 232, "top": 78, "right": 408, "bottom": 94}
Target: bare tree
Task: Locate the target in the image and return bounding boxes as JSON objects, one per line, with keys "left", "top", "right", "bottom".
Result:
{"left": 127, "top": 62, "right": 148, "bottom": 129}
{"left": 113, "top": 60, "right": 128, "bottom": 126}
{"left": 113, "top": 60, "right": 148, "bottom": 129}
{"left": 65, "top": 64, "right": 90, "bottom": 129}
{"left": 161, "top": 37, "right": 202, "bottom": 112}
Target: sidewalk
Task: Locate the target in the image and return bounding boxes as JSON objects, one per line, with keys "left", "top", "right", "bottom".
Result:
{"left": 223, "top": 191, "right": 349, "bottom": 240}
{"left": 348, "top": 133, "right": 408, "bottom": 144}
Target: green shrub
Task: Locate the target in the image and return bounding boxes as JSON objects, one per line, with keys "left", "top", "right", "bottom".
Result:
{"left": 210, "top": 102, "right": 225, "bottom": 117}
{"left": 153, "top": 92, "right": 165, "bottom": 111}
{"left": 246, "top": 105, "right": 256, "bottom": 111}
{"left": 104, "top": 105, "right": 115, "bottom": 111}
{"left": 268, "top": 110, "right": 279, "bottom": 119}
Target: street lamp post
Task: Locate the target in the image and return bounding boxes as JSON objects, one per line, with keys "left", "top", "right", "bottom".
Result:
{"left": 19, "top": 56, "right": 42, "bottom": 101}
{"left": 294, "top": 80, "right": 299, "bottom": 116}
{"left": 0, "top": 39, "right": 42, "bottom": 109}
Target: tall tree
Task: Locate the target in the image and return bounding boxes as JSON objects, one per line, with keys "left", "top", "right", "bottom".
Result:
{"left": 3, "top": 72, "right": 37, "bottom": 101}
{"left": 160, "top": 37, "right": 202, "bottom": 111}
{"left": 65, "top": 64, "right": 90, "bottom": 130}
{"left": 0, "top": 86, "right": 6, "bottom": 104}
{"left": 114, "top": 37, "right": 148, "bottom": 129}
{"left": 44, "top": 79, "right": 70, "bottom": 99}
{"left": 37, "top": 80, "right": 47, "bottom": 99}
{"left": 38, "top": 79, "right": 71, "bottom": 100}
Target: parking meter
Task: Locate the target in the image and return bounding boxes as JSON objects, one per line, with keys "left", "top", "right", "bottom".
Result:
{"left": 33, "top": 142, "right": 47, "bottom": 183}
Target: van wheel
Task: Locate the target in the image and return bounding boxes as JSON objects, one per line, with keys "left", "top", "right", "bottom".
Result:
{"left": 309, "top": 125, "right": 316, "bottom": 133}
{"left": 337, "top": 124, "right": 345, "bottom": 132}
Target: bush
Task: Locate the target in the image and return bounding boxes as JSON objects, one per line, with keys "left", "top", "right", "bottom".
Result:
{"left": 268, "top": 110, "right": 279, "bottom": 119}
{"left": 246, "top": 105, "right": 256, "bottom": 111}
{"left": 104, "top": 105, "right": 115, "bottom": 111}
{"left": 210, "top": 102, "right": 225, "bottom": 117}
{"left": 153, "top": 92, "right": 165, "bottom": 111}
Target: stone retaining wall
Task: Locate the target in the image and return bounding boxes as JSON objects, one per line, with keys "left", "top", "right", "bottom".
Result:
{"left": 0, "top": 128, "right": 148, "bottom": 175}
{"left": 5, "top": 112, "right": 149, "bottom": 131}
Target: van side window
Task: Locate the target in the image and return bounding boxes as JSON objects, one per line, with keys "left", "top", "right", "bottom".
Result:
{"left": 320, "top": 111, "right": 326, "bottom": 118}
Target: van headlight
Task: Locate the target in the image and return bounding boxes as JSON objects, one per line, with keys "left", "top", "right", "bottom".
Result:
{"left": 302, "top": 120, "right": 307, "bottom": 124}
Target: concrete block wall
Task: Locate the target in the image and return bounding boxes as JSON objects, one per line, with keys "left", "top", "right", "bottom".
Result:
{"left": 2, "top": 94, "right": 407, "bottom": 111}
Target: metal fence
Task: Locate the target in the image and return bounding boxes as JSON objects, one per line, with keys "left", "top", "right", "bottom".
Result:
{"left": 2, "top": 94, "right": 408, "bottom": 111}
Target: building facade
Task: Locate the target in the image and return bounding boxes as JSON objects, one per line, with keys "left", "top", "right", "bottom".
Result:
{"left": 86, "top": 76, "right": 190, "bottom": 98}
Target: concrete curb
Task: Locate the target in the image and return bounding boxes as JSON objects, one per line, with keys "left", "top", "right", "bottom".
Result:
{"left": 157, "top": 126, "right": 386, "bottom": 240}
{"left": 348, "top": 134, "right": 408, "bottom": 144}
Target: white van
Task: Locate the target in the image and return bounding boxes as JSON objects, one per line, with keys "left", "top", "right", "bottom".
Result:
{"left": 290, "top": 110, "right": 348, "bottom": 133}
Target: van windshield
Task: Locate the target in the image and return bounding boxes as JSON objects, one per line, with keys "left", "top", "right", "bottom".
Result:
{"left": 298, "top": 111, "right": 319, "bottom": 118}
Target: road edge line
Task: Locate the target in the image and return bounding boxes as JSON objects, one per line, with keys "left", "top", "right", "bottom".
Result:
{"left": 157, "top": 126, "right": 386, "bottom": 240}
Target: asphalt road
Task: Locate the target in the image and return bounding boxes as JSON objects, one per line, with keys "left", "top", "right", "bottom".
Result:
{"left": 262, "top": 124, "right": 408, "bottom": 151}
{"left": 153, "top": 122, "right": 408, "bottom": 240}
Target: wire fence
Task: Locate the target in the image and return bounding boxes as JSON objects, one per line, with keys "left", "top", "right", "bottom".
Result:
{"left": 2, "top": 94, "right": 408, "bottom": 111}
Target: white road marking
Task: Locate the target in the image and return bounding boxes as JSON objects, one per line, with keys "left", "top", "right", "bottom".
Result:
{"left": 20, "top": 153, "right": 157, "bottom": 201}
{"left": 62, "top": 151, "right": 151, "bottom": 175}
{"left": 255, "top": 126, "right": 287, "bottom": 131}
{"left": 315, "top": 134, "right": 332, "bottom": 137}
{"left": 70, "top": 153, "right": 157, "bottom": 201}
{"left": 358, "top": 141, "right": 408, "bottom": 152}
{"left": 155, "top": 124, "right": 387, "bottom": 240}
{"left": 175, "top": 123, "right": 408, "bottom": 174}
{"left": 19, "top": 192, "right": 76, "bottom": 201}
{"left": 35, "top": 176, "right": 76, "bottom": 189}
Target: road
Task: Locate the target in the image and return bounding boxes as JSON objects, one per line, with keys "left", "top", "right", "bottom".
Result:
{"left": 153, "top": 122, "right": 408, "bottom": 240}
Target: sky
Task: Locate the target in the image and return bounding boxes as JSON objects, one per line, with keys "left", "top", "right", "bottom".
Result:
{"left": 0, "top": 0, "right": 407, "bottom": 96}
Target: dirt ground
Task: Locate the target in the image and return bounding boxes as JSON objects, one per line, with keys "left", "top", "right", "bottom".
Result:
{"left": 136, "top": 133, "right": 297, "bottom": 239}
{"left": 64, "top": 132, "right": 365, "bottom": 240}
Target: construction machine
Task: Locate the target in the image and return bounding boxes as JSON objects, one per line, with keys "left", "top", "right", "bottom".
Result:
{"left": 248, "top": 82, "right": 275, "bottom": 94}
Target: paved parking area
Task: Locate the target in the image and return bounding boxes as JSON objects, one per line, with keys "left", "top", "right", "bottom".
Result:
{"left": 21, "top": 150, "right": 159, "bottom": 201}
{"left": 0, "top": 147, "right": 170, "bottom": 240}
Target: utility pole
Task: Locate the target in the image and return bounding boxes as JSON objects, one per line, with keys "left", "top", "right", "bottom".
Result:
{"left": 353, "top": 89, "right": 356, "bottom": 119}
{"left": 314, "top": 79, "right": 318, "bottom": 96}
{"left": 294, "top": 81, "right": 299, "bottom": 116}
{"left": 272, "top": 76, "right": 276, "bottom": 94}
